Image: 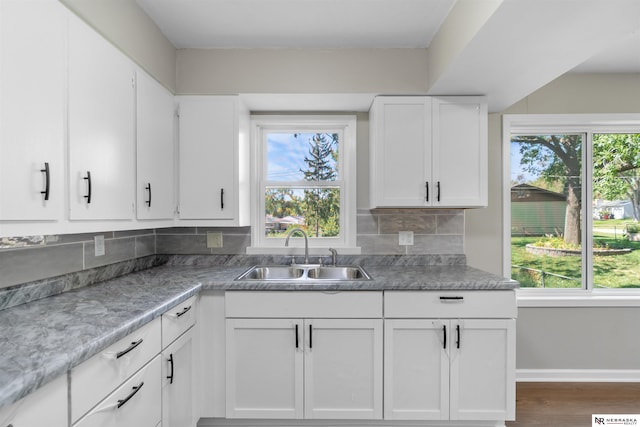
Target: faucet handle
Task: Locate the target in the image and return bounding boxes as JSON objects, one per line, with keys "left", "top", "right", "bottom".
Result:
{"left": 288, "top": 256, "right": 296, "bottom": 266}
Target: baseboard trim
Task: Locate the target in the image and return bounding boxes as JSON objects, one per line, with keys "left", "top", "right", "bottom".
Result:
{"left": 197, "top": 419, "right": 506, "bottom": 427}
{"left": 517, "top": 369, "right": 640, "bottom": 382}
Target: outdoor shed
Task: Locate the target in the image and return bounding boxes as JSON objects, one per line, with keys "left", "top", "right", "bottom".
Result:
{"left": 511, "top": 184, "right": 567, "bottom": 236}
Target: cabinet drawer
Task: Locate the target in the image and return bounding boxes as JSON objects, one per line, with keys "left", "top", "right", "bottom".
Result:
{"left": 384, "top": 291, "right": 516, "bottom": 318}
{"left": 74, "top": 355, "right": 161, "bottom": 427}
{"left": 225, "top": 291, "right": 382, "bottom": 318}
{"left": 71, "top": 317, "right": 161, "bottom": 422}
{"left": 162, "top": 295, "right": 197, "bottom": 348}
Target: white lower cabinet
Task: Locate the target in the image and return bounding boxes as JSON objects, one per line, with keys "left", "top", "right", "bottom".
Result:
{"left": 226, "top": 318, "right": 382, "bottom": 420}
{"left": 162, "top": 328, "right": 195, "bottom": 427}
{"left": 384, "top": 291, "right": 517, "bottom": 423}
{"left": 224, "top": 291, "right": 383, "bottom": 421}
{"left": 74, "top": 355, "right": 162, "bottom": 427}
{"left": 0, "top": 374, "right": 67, "bottom": 427}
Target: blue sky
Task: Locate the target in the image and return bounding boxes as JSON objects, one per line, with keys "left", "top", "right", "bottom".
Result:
{"left": 266, "top": 133, "right": 338, "bottom": 181}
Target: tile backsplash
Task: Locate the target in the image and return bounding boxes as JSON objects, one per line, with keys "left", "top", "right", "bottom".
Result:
{"left": 0, "top": 209, "right": 464, "bottom": 289}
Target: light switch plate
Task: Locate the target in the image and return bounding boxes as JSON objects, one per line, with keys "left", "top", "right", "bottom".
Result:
{"left": 399, "top": 231, "right": 414, "bottom": 245}
{"left": 207, "top": 232, "right": 223, "bottom": 248}
{"left": 94, "top": 235, "right": 105, "bottom": 256}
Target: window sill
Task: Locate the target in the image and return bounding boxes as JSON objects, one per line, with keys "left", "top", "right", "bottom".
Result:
{"left": 517, "top": 289, "right": 640, "bottom": 307}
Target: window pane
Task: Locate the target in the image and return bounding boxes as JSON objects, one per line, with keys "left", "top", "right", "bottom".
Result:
{"left": 265, "top": 187, "right": 340, "bottom": 238}
{"left": 592, "top": 133, "right": 640, "bottom": 289}
{"left": 510, "top": 134, "right": 583, "bottom": 288}
{"left": 266, "top": 133, "right": 339, "bottom": 182}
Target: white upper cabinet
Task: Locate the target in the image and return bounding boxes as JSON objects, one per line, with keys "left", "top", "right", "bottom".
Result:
{"left": 0, "top": 0, "right": 65, "bottom": 222}
{"left": 432, "top": 96, "right": 488, "bottom": 207}
{"left": 136, "top": 71, "right": 175, "bottom": 220}
{"left": 369, "top": 96, "right": 487, "bottom": 208}
{"left": 67, "top": 13, "right": 136, "bottom": 221}
{"left": 177, "top": 96, "right": 249, "bottom": 225}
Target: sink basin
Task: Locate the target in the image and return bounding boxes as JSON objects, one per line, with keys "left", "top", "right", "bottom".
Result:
{"left": 235, "top": 265, "right": 372, "bottom": 281}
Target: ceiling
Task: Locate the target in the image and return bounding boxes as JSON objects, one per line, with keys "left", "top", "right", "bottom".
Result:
{"left": 137, "top": 0, "right": 640, "bottom": 111}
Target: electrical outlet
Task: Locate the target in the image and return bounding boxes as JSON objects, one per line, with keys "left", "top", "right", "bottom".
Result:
{"left": 207, "top": 232, "right": 223, "bottom": 248}
{"left": 94, "top": 235, "right": 105, "bottom": 256}
{"left": 399, "top": 231, "right": 414, "bottom": 245}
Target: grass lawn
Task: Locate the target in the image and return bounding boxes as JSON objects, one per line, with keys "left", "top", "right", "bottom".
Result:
{"left": 511, "top": 233, "right": 640, "bottom": 289}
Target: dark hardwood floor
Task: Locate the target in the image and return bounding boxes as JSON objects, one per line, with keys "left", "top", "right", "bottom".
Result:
{"left": 506, "top": 382, "right": 640, "bottom": 426}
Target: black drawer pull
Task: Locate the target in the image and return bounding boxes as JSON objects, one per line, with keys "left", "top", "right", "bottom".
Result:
{"left": 220, "top": 188, "right": 224, "bottom": 210}
{"left": 176, "top": 305, "right": 191, "bottom": 318}
{"left": 456, "top": 324, "right": 461, "bottom": 349}
{"left": 309, "top": 324, "right": 313, "bottom": 349}
{"left": 41, "top": 162, "right": 50, "bottom": 201}
{"left": 116, "top": 339, "right": 143, "bottom": 359}
{"left": 145, "top": 183, "right": 152, "bottom": 207}
{"left": 295, "top": 324, "right": 299, "bottom": 348}
{"left": 425, "top": 181, "right": 429, "bottom": 202}
{"left": 437, "top": 181, "right": 441, "bottom": 202}
{"left": 439, "top": 296, "right": 464, "bottom": 302}
{"left": 117, "top": 381, "right": 144, "bottom": 409}
{"left": 443, "top": 324, "right": 447, "bottom": 349}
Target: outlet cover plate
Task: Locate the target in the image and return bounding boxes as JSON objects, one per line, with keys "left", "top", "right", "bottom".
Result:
{"left": 399, "top": 231, "right": 414, "bottom": 246}
{"left": 207, "top": 232, "right": 223, "bottom": 248}
{"left": 94, "top": 235, "right": 105, "bottom": 256}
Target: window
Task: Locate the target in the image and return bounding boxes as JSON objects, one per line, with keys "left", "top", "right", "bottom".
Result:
{"left": 504, "top": 115, "right": 640, "bottom": 299}
{"left": 249, "top": 115, "right": 357, "bottom": 252}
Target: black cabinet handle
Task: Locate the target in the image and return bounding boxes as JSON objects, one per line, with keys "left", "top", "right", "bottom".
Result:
{"left": 116, "top": 339, "right": 143, "bottom": 359}
{"left": 443, "top": 324, "right": 447, "bottom": 349}
{"left": 437, "top": 181, "right": 441, "bottom": 202}
{"left": 425, "top": 181, "right": 429, "bottom": 202}
{"left": 117, "top": 381, "right": 144, "bottom": 409}
{"left": 456, "top": 324, "right": 461, "bottom": 349}
{"left": 309, "top": 324, "right": 313, "bottom": 349}
{"left": 176, "top": 305, "right": 191, "bottom": 318}
{"left": 295, "top": 324, "right": 299, "bottom": 349}
{"left": 220, "top": 188, "right": 224, "bottom": 210}
{"left": 167, "top": 354, "right": 174, "bottom": 384}
{"left": 145, "top": 183, "right": 151, "bottom": 207}
{"left": 41, "top": 162, "right": 50, "bottom": 201}
{"left": 83, "top": 171, "right": 92, "bottom": 204}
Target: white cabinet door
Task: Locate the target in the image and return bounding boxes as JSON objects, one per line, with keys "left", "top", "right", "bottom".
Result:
{"left": 0, "top": 0, "right": 65, "bottom": 221}
{"left": 74, "top": 356, "right": 162, "bottom": 427}
{"left": 136, "top": 71, "right": 175, "bottom": 220}
{"left": 0, "top": 374, "right": 67, "bottom": 427}
{"left": 304, "top": 319, "right": 383, "bottom": 420}
{"left": 162, "top": 328, "right": 195, "bottom": 427}
{"left": 384, "top": 319, "right": 449, "bottom": 420}
{"left": 225, "top": 318, "right": 303, "bottom": 419}
{"left": 68, "top": 14, "right": 135, "bottom": 220}
{"left": 369, "top": 97, "right": 431, "bottom": 208}
{"left": 178, "top": 96, "right": 247, "bottom": 222}
{"left": 450, "top": 319, "right": 516, "bottom": 421}
{"left": 432, "top": 96, "right": 488, "bottom": 207}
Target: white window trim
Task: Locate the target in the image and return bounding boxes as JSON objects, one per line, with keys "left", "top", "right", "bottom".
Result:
{"left": 247, "top": 115, "right": 360, "bottom": 255}
{"left": 503, "top": 113, "right": 640, "bottom": 307}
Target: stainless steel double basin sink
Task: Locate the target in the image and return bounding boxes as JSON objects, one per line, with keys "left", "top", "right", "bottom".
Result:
{"left": 235, "top": 265, "right": 372, "bottom": 281}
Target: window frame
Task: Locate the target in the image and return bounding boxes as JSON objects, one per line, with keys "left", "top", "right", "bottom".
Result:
{"left": 248, "top": 115, "right": 359, "bottom": 254}
{"left": 503, "top": 114, "right": 640, "bottom": 307}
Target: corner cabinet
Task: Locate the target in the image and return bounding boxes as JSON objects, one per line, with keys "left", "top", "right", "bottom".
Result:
{"left": 67, "top": 13, "right": 136, "bottom": 221}
{"left": 176, "top": 96, "right": 250, "bottom": 225}
{"left": 384, "top": 291, "right": 516, "bottom": 423}
{"left": 224, "top": 292, "right": 383, "bottom": 420}
{"left": 0, "top": 0, "right": 66, "bottom": 224}
{"left": 369, "top": 96, "right": 487, "bottom": 208}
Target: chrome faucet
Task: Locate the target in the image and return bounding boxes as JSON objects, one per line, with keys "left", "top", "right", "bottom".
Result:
{"left": 284, "top": 228, "right": 310, "bottom": 265}
{"left": 328, "top": 248, "right": 338, "bottom": 266}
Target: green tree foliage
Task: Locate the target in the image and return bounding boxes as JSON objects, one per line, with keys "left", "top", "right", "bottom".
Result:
{"left": 512, "top": 135, "right": 582, "bottom": 245}
{"left": 593, "top": 134, "right": 640, "bottom": 221}
{"left": 299, "top": 133, "right": 340, "bottom": 237}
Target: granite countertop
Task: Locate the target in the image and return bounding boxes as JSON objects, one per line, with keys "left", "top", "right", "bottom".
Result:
{"left": 0, "top": 262, "right": 517, "bottom": 409}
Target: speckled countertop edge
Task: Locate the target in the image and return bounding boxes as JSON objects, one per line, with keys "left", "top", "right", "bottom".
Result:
{"left": 0, "top": 263, "right": 517, "bottom": 408}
